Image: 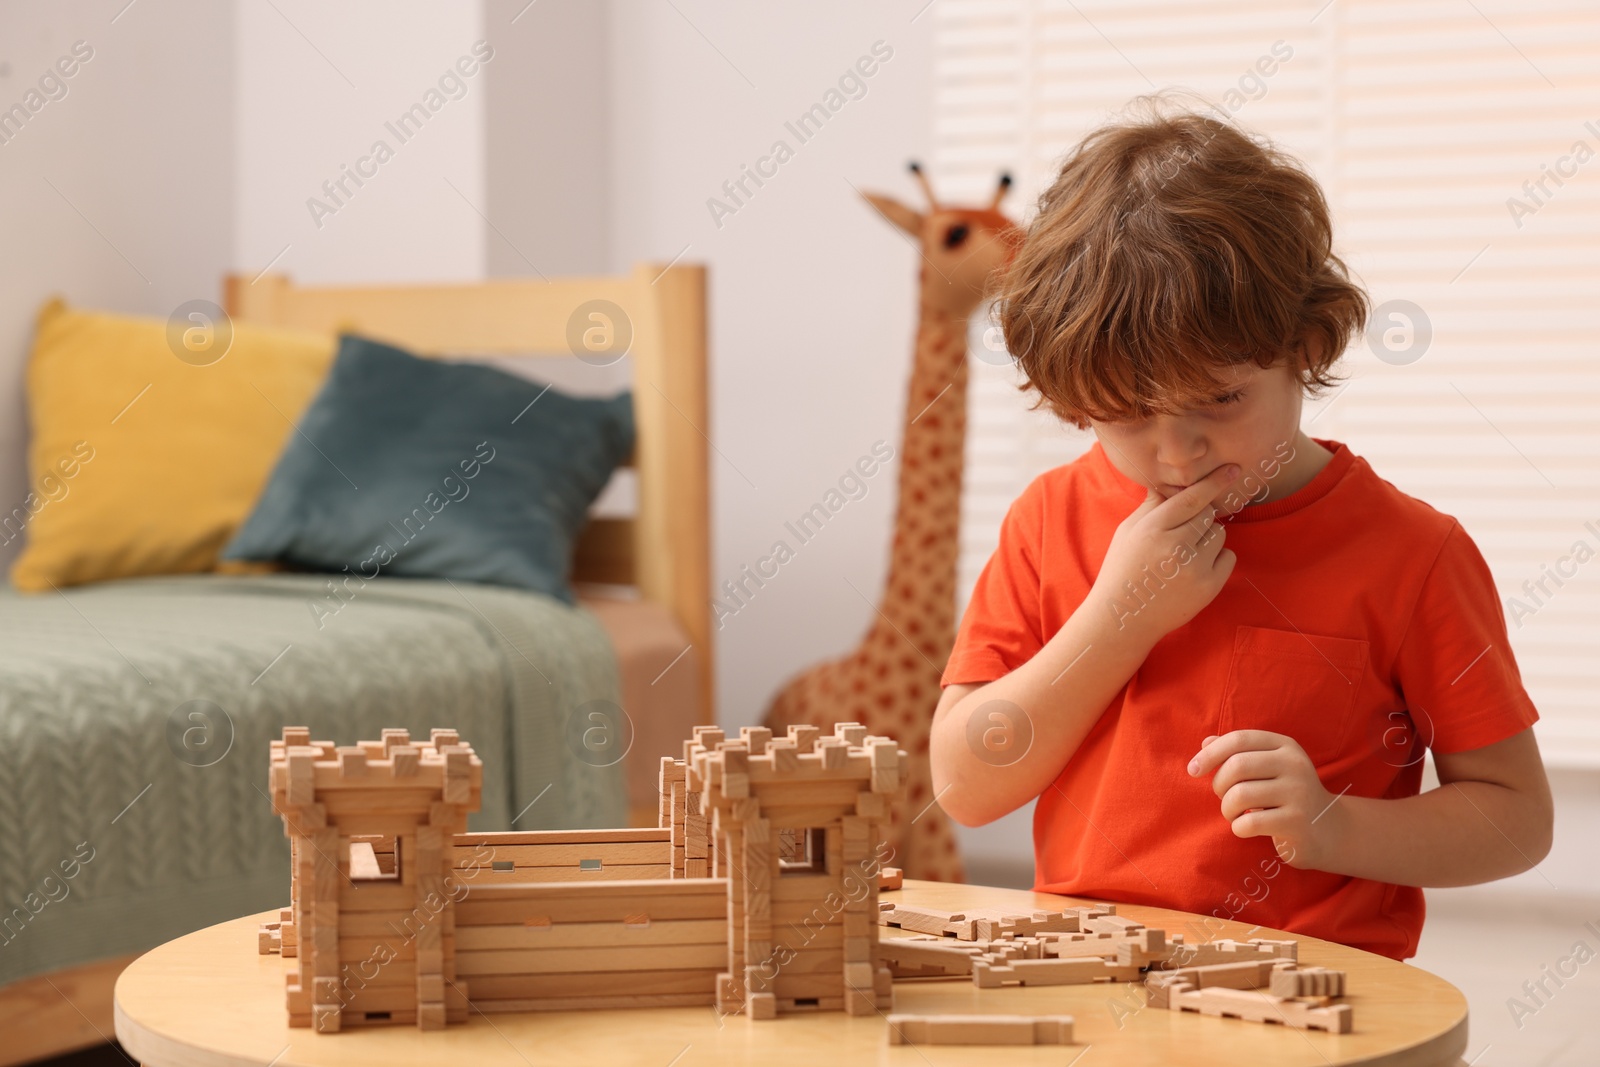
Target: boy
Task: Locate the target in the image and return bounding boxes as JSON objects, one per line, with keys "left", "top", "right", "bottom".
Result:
{"left": 929, "top": 101, "right": 1553, "bottom": 960}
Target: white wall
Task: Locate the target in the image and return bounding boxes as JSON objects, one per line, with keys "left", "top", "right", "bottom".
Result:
{"left": 234, "top": 0, "right": 486, "bottom": 285}
{"left": 0, "top": 0, "right": 235, "bottom": 574}
{"left": 601, "top": 0, "right": 1035, "bottom": 877}
{"left": 0, "top": 0, "right": 488, "bottom": 575}
{"left": 483, "top": 0, "right": 611, "bottom": 278}
{"left": 606, "top": 0, "right": 937, "bottom": 726}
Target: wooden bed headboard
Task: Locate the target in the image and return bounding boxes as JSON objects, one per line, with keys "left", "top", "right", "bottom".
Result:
{"left": 222, "top": 263, "right": 713, "bottom": 723}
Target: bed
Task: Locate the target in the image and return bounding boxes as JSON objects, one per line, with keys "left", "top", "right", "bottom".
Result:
{"left": 0, "top": 263, "right": 713, "bottom": 1064}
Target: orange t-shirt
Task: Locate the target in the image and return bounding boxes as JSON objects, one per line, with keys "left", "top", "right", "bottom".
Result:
{"left": 940, "top": 436, "right": 1539, "bottom": 959}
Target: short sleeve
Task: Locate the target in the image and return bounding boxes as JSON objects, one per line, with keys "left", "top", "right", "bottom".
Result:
{"left": 1395, "top": 520, "right": 1539, "bottom": 754}
{"left": 941, "top": 481, "right": 1047, "bottom": 687}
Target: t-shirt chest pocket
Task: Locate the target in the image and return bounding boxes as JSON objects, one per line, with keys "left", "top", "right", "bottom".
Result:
{"left": 1217, "top": 625, "right": 1371, "bottom": 768}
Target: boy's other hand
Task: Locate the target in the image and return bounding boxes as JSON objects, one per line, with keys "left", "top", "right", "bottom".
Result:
{"left": 1188, "top": 730, "right": 1337, "bottom": 870}
{"left": 1090, "top": 463, "right": 1241, "bottom": 640}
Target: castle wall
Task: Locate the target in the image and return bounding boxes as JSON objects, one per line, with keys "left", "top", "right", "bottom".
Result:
{"left": 453, "top": 878, "right": 729, "bottom": 1012}
{"left": 451, "top": 827, "right": 673, "bottom": 883}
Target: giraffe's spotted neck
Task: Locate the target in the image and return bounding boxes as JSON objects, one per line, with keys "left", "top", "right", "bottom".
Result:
{"left": 868, "top": 302, "right": 971, "bottom": 665}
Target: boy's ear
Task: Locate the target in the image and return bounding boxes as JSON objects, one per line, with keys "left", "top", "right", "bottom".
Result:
{"left": 862, "top": 192, "right": 924, "bottom": 238}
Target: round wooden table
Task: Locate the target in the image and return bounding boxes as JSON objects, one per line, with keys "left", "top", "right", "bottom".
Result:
{"left": 114, "top": 879, "right": 1468, "bottom": 1066}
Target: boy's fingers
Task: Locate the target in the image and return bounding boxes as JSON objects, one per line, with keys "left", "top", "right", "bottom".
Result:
{"left": 1219, "top": 779, "right": 1281, "bottom": 821}
{"left": 1187, "top": 729, "right": 1283, "bottom": 777}
{"left": 1208, "top": 749, "right": 1283, "bottom": 798}
{"left": 1155, "top": 464, "right": 1241, "bottom": 531}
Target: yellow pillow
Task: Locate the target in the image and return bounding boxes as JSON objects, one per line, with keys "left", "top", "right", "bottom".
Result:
{"left": 9, "top": 299, "right": 335, "bottom": 591}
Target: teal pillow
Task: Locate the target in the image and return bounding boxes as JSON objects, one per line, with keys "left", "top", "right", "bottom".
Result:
{"left": 223, "top": 333, "right": 633, "bottom": 604}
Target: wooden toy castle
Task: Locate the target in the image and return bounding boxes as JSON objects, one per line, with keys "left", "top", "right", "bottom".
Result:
{"left": 258, "top": 722, "right": 903, "bottom": 1031}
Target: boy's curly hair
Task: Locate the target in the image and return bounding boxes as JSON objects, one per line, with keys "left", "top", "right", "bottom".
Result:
{"left": 996, "top": 94, "right": 1369, "bottom": 430}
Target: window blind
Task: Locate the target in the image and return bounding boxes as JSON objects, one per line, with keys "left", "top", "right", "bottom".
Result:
{"left": 933, "top": 0, "right": 1600, "bottom": 765}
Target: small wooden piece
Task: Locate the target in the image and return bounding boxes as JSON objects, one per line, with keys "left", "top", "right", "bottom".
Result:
{"left": 1156, "top": 937, "right": 1297, "bottom": 968}
{"left": 1166, "top": 981, "right": 1353, "bottom": 1033}
{"left": 879, "top": 902, "right": 969, "bottom": 938}
{"left": 877, "top": 938, "right": 985, "bottom": 978}
{"left": 878, "top": 866, "right": 903, "bottom": 891}
{"left": 390, "top": 745, "right": 420, "bottom": 777}
{"left": 886, "top": 1013, "right": 1075, "bottom": 1046}
{"left": 1270, "top": 965, "right": 1347, "bottom": 999}
{"left": 973, "top": 956, "right": 1140, "bottom": 988}
{"left": 834, "top": 723, "right": 869, "bottom": 746}
{"left": 974, "top": 910, "right": 1087, "bottom": 941}
{"left": 1145, "top": 959, "right": 1295, "bottom": 1008}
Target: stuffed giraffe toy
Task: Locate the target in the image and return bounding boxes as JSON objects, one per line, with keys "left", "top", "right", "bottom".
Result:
{"left": 763, "top": 164, "right": 1019, "bottom": 883}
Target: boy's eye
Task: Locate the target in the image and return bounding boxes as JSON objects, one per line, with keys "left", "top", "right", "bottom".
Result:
{"left": 1211, "top": 390, "right": 1245, "bottom": 406}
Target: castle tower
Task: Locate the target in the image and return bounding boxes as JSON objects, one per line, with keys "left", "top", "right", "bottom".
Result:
{"left": 669, "top": 722, "right": 904, "bottom": 1018}
{"left": 264, "top": 727, "right": 483, "bottom": 1031}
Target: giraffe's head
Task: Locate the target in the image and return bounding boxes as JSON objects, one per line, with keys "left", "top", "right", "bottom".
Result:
{"left": 862, "top": 164, "right": 1021, "bottom": 318}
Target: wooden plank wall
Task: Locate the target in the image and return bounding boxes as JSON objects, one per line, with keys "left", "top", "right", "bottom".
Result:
{"left": 453, "top": 879, "right": 729, "bottom": 1012}
{"left": 452, "top": 828, "right": 673, "bottom": 883}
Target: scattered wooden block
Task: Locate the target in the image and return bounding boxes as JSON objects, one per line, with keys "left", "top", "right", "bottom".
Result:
{"left": 1083, "top": 913, "right": 1144, "bottom": 935}
{"left": 1145, "top": 959, "right": 1295, "bottom": 1008}
{"left": 973, "top": 909, "right": 1085, "bottom": 941}
{"left": 878, "top": 866, "right": 903, "bottom": 891}
{"left": 877, "top": 938, "right": 985, "bottom": 978}
{"left": 1166, "top": 982, "right": 1353, "bottom": 1033}
{"left": 1038, "top": 930, "right": 1126, "bottom": 959}
{"left": 881, "top": 904, "right": 1134, "bottom": 945}
{"left": 1156, "top": 938, "right": 1297, "bottom": 969}
{"left": 972, "top": 956, "right": 1141, "bottom": 988}
{"left": 1270, "top": 965, "right": 1346, "bottom": 999}
{"left": 887, "top": 1013, "right": 1074, "bottom": 1046}
{"left": 879, "top": 903, "right": 971, "bottom": 938}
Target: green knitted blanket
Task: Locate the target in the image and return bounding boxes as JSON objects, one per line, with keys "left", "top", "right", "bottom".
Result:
{"left": 0, "top": 573, "right": 625, "bottom": 986}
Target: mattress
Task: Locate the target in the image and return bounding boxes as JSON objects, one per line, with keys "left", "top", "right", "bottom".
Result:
{"left": 0, "top": 573, "right": 629, "bottom": 987}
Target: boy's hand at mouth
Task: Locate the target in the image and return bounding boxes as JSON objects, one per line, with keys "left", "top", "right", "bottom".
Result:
{"left": 1188, "top": 730, "right": 1339, "bottom": 870}
{"left": 1089, "top": 463, "right": 1242, "bottom": 639}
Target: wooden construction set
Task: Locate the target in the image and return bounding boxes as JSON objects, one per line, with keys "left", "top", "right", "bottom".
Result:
{"left": 258, "top": 722, "right": 903, "bottom": 1030}
{"left": 257, "top": 723, "right": 1353, "bottom": 1046}
{"left": 877, "top": 901, "right": 1353, "bottom": 1045}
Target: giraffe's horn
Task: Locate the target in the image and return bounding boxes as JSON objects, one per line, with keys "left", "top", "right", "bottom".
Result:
{"left": 988, "top": 172, "right": 1014, "bottom": 210}
{"left": 907, "top": 161, "right": 939, "bottom": 211}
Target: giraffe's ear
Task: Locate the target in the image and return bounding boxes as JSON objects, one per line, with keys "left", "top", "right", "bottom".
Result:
{"left": 862, "top": 192, "right": 923, "bottom": 238}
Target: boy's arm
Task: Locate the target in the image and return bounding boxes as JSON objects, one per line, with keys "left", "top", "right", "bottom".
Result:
{"left": 931, "top": 607, "right": 1156, "bottom": 827}
{"left": 931, "top": 464, "right": 1242, "bottom": 827}
{"left": 1189, "top": 727, "right": 1554, "bottom": 886}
